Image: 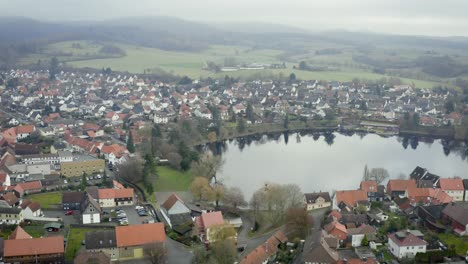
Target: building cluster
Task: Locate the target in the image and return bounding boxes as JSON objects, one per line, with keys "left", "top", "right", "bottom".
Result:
{"left": 0, "top": 70, "right": 465, "bottom": 138}
{"left": 301, "top": 166, "right": 468, "bottom": 263}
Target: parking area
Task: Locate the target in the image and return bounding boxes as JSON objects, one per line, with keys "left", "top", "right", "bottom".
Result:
{"left": 110, "top": 205, "right": 155, "bottom": 226}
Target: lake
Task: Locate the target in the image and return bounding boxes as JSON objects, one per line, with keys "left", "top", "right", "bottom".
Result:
{"left": 213, "top": 132, "right": 468, "bottom": 199}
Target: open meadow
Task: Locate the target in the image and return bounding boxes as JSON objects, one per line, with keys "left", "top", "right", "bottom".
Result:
{"left": 19, "top": 40, "right": 457, "bottom": 88}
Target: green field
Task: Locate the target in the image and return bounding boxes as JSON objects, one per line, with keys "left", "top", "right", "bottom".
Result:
{"left": 438, "top": 233, "right": 468, "bottom": 256}
{"left": 28, "top": 192, "right": 62, "bottom": 209}
{"left": 152, "top": 166, "right": 193, "bottom": 192}
{"left": 18, "top": 40, "right": 448, "bottom": 89}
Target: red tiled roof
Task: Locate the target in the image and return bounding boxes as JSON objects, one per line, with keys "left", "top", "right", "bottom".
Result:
{"left": 4, "top": 236, "right": 64, "bottom": 257}
{"left": 360, "top": 181, "right": 378, "bottom": 192}
{"left": 406, "top": 188, "right": 453, "bottom": 205}
{"left": 1, "top": 192, "right": 19, "bottom": 205}
{"left": 98, "top": 188, "right": 134, "bottom": 199}
{"left": 240, "top": 231, "right": 287, "bottom": 264}
{"left": 9, "top": 226, "right": 32, "bottom": 240}
{"left": 335, "top": 190, "right": 367, "bottom": 207}
{"left": 439, "top": 178, "right": 464, "bottom": 191}
{"left": 16, "top": 125, "right": 35, "bottom": 134}
{"left": 388, "top": 232, "right": 427, "bottom": 247}
{"left": 196, "top": 211, "right": 225, "bottom": 230}
{"left": 17, "top": 180, "right": 42, "bottom": 191}
{"left": 115, "top": 223, "right": 166, "bottom": 247}
{"left": 387, "top": 179, "right": 416, "bottom": 193}
{"left": 161, "top": 193, "right": 185, "bottom": 211}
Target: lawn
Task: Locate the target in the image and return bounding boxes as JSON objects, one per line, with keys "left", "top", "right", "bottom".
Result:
{"left": 66, "top": 227, "right": 109, "bottom": 261}
{"left": 28, "top": 192, "right": 62, "bottom": 209}
{"left": 152, "top": 166, "right": 193, "bottom": 192}
{"left": 438, "top": 233, "right": 468, "bottom": 256}
{"left": 23, "top": 224, "right": 45, "bottom": 238}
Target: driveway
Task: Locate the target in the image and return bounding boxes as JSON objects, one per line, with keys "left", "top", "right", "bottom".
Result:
{"left": 293, "top": 207, "right": 329, "bottom": 263}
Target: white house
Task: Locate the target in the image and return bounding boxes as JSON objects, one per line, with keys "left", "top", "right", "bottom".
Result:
{"left": 347, "top": 224, "right": 376, "bottom": 247}
{"left": 438, "top": 178, "right": 465, "bottom": 202}
{"left": 388, "top": 231, "right": 427, "bottom": 259}
{"left": 20, "top": 200, "right": 42, "bottom": 218}
{"left": 153, "top": 113, "right": 169, "bottom": 124}
{"left": 8, "top": 118, "right": 19, "bottom": 126}
{"left": 304, "top": 192, "right": 331, "bottom": 211}
{"left": 160, "top": 193, "right": 191, "bottom": 228}
{"left": 81, "top": 194, "right": 101, "bottom": 224}
{"left": 0, "top": 173, "right": 11, "bottom": 186}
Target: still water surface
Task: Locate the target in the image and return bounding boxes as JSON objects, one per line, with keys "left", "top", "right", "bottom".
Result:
{"left": 215, "top": 133, "right": 468, "bottom": 198}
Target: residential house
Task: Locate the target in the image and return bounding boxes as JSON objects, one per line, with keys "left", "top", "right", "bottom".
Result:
{"left": 438, "top": 178, "right": 464, "bottom": 201}
{"left": 85, "top": 230, "right": 118, "bottom": 261}
{"left": 0, "top": 173, "right": 11, "bottom": 186}
{"left": 0, "top": 192, "right": 20, "bottom": 207}
{"left": 334, "top": 190, "right": 368, "bottom": 211}
{"left": 388, "top": 231, "right": 427, "bottom": 259}
{"left": 346, "top": 224, "right": 376, "bottom": 247}
{"left": 60, "top": 156, "right": 105, "bottom": 177}
{"left": 302, "top": 236, "right": 339, "bottom": 264}
{"left": 75, "top": 251, "right": 111, "bottom": 264}
{"left": 81, "top": 193, "right": 101, "bottom": 224}
{"left": 15, "top": 125, "right": 36, "bottom": 141}
{"left": 0, "top": 206, "right": 23, "bottom": 224}
{"left": 9, "top": 226, "right": 32, "bottom": 240}
{"left": 405, "top": 187, "right": 452, "bottom": 206}
{"left": 324, "top": 221, "right": 347, "bottom": 242}
{"left": 360, "top": 181, "right": 383, "bottom": 201}
{"left": 3, "top": 234, "right": 64, "bottom": 263}
{"left": 194, "top": 211, "right": 235, "bottom": 244}
{"left": 14, "top": 180, "right": 42, "bottom": 197}
{"left": 239, "top": 231, "right": 288, "bottom": 264}
{"left": 20, "top": 199, "right": 41, "bottom": 218}
{"left": 98, "top": 188, "right": 134, "bottom": 208}
{"left": 464, "top": 179, "right": 468, "bottom": 202}
{"left": 409, "top": 166, "right": 440, "bottom": 188}
{"left": 62, "top": 191, "right": 85, "bottom": 210}
{"left": 304, "top": 192, "right": 331, "bottom": 211}
{"left": 115, "top": 223, "right": 166, "bottom": 261}
{"left": 415, "top": 205, "right": 446, "bottom": 233}
{"left": 160, "top": 193, "right": 191, "bottom": 228}
{"left": 441, "top": 203, "right": 468, "bottom": 236}
{"left": 387, "top": 179, "right": 416, "bottom": 199}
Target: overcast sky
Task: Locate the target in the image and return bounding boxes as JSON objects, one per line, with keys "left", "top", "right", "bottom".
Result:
{"left": 2, "top": 0, "right": 468, "bottom": 36}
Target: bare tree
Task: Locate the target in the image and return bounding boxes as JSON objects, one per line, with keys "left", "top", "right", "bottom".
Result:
{"left": 222, "top": 187, "right": 247, "bottom": 210}
{"left": 285, "top": 207, "right": 313, "bottom": 240}
{"left": 369, "top": 168, "right": 389, "bottom": 185}
{"left": 398, "top": 173, "right": 407, "bottom": 180}
{"left": 144, "top": 242, "right": 167, "bottom": 264}
{"left": 166, "top": 152, "right": 182, "bottom": 170}
{"left": 283, "top": 184, "right": 304, "bottom": 208}
{"left": 213, "top": 184, "right": 225, "bottom": 208}
{"left": 116, "top": 158, "right": 143, "bottom": 183}
{"left": 191, "top": 152, "right": 224, "bottom": 182}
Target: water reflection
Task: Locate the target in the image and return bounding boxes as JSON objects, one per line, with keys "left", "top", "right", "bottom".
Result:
{"left": 211, "top": 132, "right": 468, "bottom": 198}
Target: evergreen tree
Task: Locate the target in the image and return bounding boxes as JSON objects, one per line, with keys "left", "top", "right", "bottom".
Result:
{"left": 49, "top": 57, "right": 59, "bottom": 80}
{"left": 284, "top": 114, "right": 289, "bottom": 129}
{"left": 246, "top": 102, "right": 254, "bottom": 122}
{"left": 237, "top": 116, "right": 246, "bottom": 133}
{"left": 127, "top": 131, "right": 135, "bottom": 153}
{"left": 80, "top": 172, "right": 87, "bottom": 191}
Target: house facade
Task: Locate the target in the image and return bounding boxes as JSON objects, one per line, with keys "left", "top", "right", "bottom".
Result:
{"left": 98, "top": 188, "right": 134, "bottom": 208}
{"left": 62, "top": 191, "right": 85, "bottom": 210}
{"left": 304, "top": 192, "right": 331, "bottom": 211}
{"left": 81, "top": 193, "right": 101, "bottom": 224}
{"left": 85, "top": 230, "right": 118, "bottom": 261}
{"left": 388, "top": 231, "right": 426, "bottom": 259}
{"left": 0, "top": 206, "right": 23, "bottom": 224}
{"left": 160, "top": 193, "right": 191, "bottom": 228}
{"left": 438, "top": 178, "right": 464, "bottom": 202}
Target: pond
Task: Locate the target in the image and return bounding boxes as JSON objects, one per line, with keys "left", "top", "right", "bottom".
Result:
{"left": 211, "top": 132, "right": 468, "bottom": 198}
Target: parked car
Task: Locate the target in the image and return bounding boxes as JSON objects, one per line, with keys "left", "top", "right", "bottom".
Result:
{"left": 96, "top": 174, "right": 102, "bottom": 179}
{"left": 138, "top": 211, "right": 149, "bottom": 216}
{"left": 65, "top": 210, "right": 73, "bottom": 216}
{"left": 135, "top": 206, "right": 143, "bottom": 210}
{"left": 63, "top": 180, "right": 68, "bottom": 184}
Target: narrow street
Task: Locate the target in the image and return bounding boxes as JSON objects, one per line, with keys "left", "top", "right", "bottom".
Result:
{"left": 294, "top": 207, "right": 329, "bottom": 263}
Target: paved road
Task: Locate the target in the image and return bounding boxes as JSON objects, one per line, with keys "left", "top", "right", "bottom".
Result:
{"left": 293, "top": 208, "right": 329, "bottom": 263}
{"left": 166, "top": 238, "right": 193, "bottom": 264}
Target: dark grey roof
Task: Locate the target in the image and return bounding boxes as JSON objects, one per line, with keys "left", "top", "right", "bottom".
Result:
{"left": 0, "top": 206, "right": 21, "bottom": 214}
{"left": 410, "top": 166, "right": 440, "bottom": 184}
{"left": 62, "top": 191, "right": 85, "bottom": 204}
{"left": 442, "top": 203, "right": 468, "bottom": 226}
{"left": 302, "top": 244, "right": 336, "bottom": 263}
{"left": 85, "top": 230, "right": 116, "bottom": 250}
{"left": 463, "top": 179, "right": 468, "bottom": 190}
{"left": 340, "top": 213, "right": 369, "bottom": 226}
{"left": 304, "top": 192, "right": 331, "bottom": 203}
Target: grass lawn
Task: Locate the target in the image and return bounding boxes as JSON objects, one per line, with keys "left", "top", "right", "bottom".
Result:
{"left": 23, "top": 223, "right": 46, "bottom": 238}
{"left": 28, "top": 192, "right": 62, "bottom": 209}
{"left": 152, "top": 166, "right": 193, "bottom": 192}
{"left": 66, "top": 227, "right": 108, "bottom": 261}
{"left": 438, "top": 233, "right": 468, "bottom": 256}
